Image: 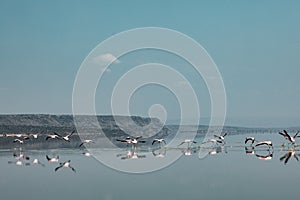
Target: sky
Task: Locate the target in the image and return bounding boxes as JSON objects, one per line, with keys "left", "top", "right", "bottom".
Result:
{"left": 0, "top": 0, "right": 300, "bottom": 127}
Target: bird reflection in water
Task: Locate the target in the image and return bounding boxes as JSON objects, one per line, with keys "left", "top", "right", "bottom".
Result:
{"left": 152, "top": 147, "right": 166, "bottom": 158}
{"left": 255, "top": 151, "right": 273, "bottom": 161}
{"left": 178, "top": 139, "right": 198, "bottom": 156}
{"left": 280, "top": 149, "right": 300, "bottom": 165}
{"left": 244, "top": 147, "right": 273, "bottom": 161}
{"left": 13, "top": 151, "right": 30, "bottom": 160}
{"left": 209, "top": 145, "right": 227, "bottom": 155}
{"left": 117, "top": 146, "right": 146, "bottom": 160}
{"left": 255, "top": 141, "right": 273, "bottom": 150}
{"left": 30, "top": 158, "right": 45, "bottom": 167}
{"left": 8, "top": 151, "right": 30, "bottom": 166}
{"left": 8, "top": 151, "right": 45, "bottom": 167}
{"left": 245, "top": 146, "right": 255, "bottom": 155}
{"left": 182, "top": 147, "right": 198, "bottom": 156}
{"left": 82, "top": 152, "right": 92, "bottom": 157}
{"left": 8, "top": 160, "right": 29, "bottom": 166}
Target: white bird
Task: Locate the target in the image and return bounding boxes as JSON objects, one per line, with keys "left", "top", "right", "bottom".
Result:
{"left": 202, "top": 139, "right": 223, "bottom": 144}
{"left": 178, "top": 139, "right": 197, "bottom": 147}
{"left": 79, "top": 139, "right": 94, "bottom": 147}
{"left": 55, "top": 160, "right": 76, "bottom": 173}
{"left": 30, "top": 133, "right": 40, "bottom": 139}
{"left": 116, "top": 137, "right": 133, "bottom": 145}
{"left": 46, "top": 155, "right": 59, "bottom": 163}
{"left": 130, "top": 136, "right": 146, "bottom": 145}
{"left": 255, "top": 141, "right": 273, "bottom": 149}
{"left": 13, "top": 138, "right": 29, "bottom": 144}
{"left": 15, "top": 134, "right": 23, "bottom": 138}
{"left": 61, "top": 130, "right": 75, "bottom": 142}
{"left": 214, "top": 132, "right": 228, "bottom": 143}
{"left": 279, "top": 130, "right": 299, "bottom": 145}
{"left": 116, "top": 136, "right": 145, "bottom": 146}
{"left": 46, "top": 133, "right": 62, "bottom": 141}
{"left": 245, "top": 137, "right": 256, "bottom": 145}
{"left": 152, "top": 138, "right": 166, "bottom": 145}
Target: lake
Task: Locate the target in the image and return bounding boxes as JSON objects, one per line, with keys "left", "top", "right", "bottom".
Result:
{"left": 0, "top": 132, "right": 299, "bottom": 200}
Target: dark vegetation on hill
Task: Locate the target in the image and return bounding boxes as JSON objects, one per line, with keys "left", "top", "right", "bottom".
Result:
{"left": 0, "top": 114, "right": 169, "bottom": 149}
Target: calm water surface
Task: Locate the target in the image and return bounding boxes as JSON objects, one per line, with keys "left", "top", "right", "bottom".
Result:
{"left": 0, "top": 133, "right": 299, "bottom": 200}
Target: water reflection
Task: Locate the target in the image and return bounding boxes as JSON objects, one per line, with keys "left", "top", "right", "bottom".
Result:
{"left": 8, "top": 151, "right": 45, "bottom": 167}
{"left": 13, "top": 151, "right": 30, "bottom": 160}
{"left": 245, "top": 146, "right": 274, "bottom": 160}
{"left": 181, "top": 147, "right": 198, "bottom": 156}
{"left": 245, "top": 146, "right": 255, "bottom": 155}
{"left": 2, "top": 131, "right": 300, "bottom": 175}
{"left": 152, "top": 148, "right": 166, "bottom": 158}
{"left": 31, "top": 158, "right": 45, "bottom": 167}
{"left": 8, "top": 160, "right": 30, "bottom": 166}
{"left": 255, "top": 140, "right": 273, "bottom": 149}
{"left": 82, "top": 152, "right": 92, "bottom": 157}
{"left": 55, "top": 160, "right": 76, "bottom": 173}
{"left": 255, "top": 151, "right": 273, "bottom": 161}
{"left": 280, "top": 149, "right": 300, "bottom": 165}
{"left": 3, "top": 144, "right": 300, "bottom": 174}
{"left": 117, "top": 148, "right": 146, "bottom": 160}
{"left": 2, "top": 132, "right": 300, "bottom": 200}
{"left": 209, "top": 145, "right": 227, "bottom": 155}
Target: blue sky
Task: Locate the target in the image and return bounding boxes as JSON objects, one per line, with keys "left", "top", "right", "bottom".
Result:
{"left": 0, "top": 1, "right": 300, "bottom": 127}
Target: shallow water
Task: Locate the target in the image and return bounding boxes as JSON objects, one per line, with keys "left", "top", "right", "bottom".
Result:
{"left": 0, "top": 132, "right": 299, "bottom": 200}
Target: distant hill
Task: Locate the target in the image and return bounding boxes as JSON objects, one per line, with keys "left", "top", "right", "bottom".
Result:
{"left": 0, "top": 114, "right": 169, "bottom": 149}
{"left": 0, "top": 114, "right": 165, "bottom": 132}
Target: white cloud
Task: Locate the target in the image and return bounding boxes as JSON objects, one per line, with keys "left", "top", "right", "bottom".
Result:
{"left": 93, "top": 53, "right": 120, "bottom": 64}
{"left": 92, "top": 53, "right": 120, "bottom": 73}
